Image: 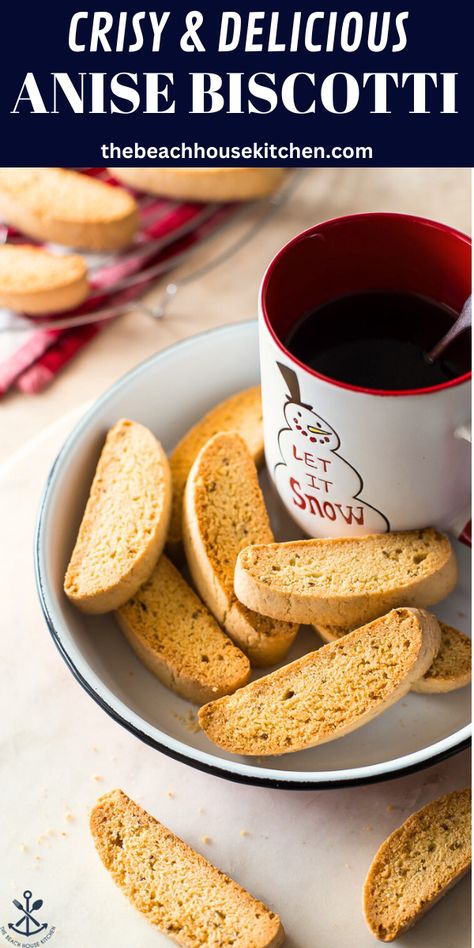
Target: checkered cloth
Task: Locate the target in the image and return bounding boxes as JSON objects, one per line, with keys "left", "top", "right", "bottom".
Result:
{"left": 0, "top": 169, "right": 235, "bottom": 396}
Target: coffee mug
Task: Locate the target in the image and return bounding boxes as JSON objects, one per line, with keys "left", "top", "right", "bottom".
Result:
{"left": 259, "top": 213, "right": 471, "bottom": 539}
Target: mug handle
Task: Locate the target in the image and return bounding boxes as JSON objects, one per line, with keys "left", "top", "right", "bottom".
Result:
{"left": 454, "top": 422, "right": 471, "bottom": 545}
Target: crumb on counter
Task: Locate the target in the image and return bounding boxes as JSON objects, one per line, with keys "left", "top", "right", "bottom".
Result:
{"left": 201, "top": 835, "right": 212, "bottom": 845}
{"left": 239, "top": 829, "right": 250, "bottom": 837}
{"left": 65, "top": 812, "right": 74, "bottom": 823}
{"left": 167, "top": 790, "right": 175, "bottom": 799}
{"left": 93, "top": 774, "right": 103, "bottom": 782}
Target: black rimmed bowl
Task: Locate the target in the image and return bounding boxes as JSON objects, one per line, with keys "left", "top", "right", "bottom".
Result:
{"left": 35, "top": 321, "right": 471, "bottom": 789}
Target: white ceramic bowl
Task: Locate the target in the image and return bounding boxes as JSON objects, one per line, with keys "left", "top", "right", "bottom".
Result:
{"left": 35, "top": 320, "right": 471, "bottom": 789}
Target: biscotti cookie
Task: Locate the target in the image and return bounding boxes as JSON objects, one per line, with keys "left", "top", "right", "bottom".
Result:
{"left": 109, "top": 167, "right": 286, "bottom": 202}
{"left": 0, "top": 168, "right": 138, "bottom": 250}
{"left": 198, "top": 608, "right": 440, "bottom": 756}
{"left": 316, "top": 617, "right": 471, "bottom": 694}
{"left": 0, "top": 244, "right": 88, "bottom": 314}
{"left": 412, "top": 621, "right": 471, "bottom": 693}
{"left": 117, "top": 554, "right": 251, "bottom": 704}
{"left": 363, "top": 788, "right": 471, "bottom": 941}
{"left": 167, "top": 386, "right": 263, "bottom": 559}
{"left": 234, "top": 529, "right": 457, "bottom": 628}
{"left": 64, "top": 419, "right": 171, "bottom": 613}
{"left": 90, "top": 789, "right": 285, "bottom": 947}
{"left": 183, "top": 431, "right": 298, "bottom": 666}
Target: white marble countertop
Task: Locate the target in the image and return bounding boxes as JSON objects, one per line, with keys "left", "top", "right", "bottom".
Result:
{"left": 0, "top": 411, "right": 470, "bottom": 948}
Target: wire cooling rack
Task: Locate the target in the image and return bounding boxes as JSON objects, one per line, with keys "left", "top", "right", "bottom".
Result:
{"left": 0, "top": 169, "right": 305, "bottom": 333}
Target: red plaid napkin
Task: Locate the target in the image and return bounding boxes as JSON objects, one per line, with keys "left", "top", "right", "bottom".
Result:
{"left": 0, "top": 170, "right": 234, "bottom": 396}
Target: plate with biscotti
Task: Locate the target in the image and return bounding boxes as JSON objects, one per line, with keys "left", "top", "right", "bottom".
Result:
{"left": 35, "top": 320, "right": 471, "bottom": 789}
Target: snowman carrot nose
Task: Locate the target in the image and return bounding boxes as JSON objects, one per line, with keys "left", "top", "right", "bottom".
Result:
{"left": 308, "top": 425, "right": 330, "bottom": 435}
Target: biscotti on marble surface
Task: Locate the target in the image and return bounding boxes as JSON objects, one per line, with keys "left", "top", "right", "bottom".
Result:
{"left": 64, "top": 419, "right": 171, "bottom": 613}
{"left": 183, "top": 431, "right": 298, "bottom": 667}
{"left": 90, "top": 789, "right": 285, "bottom": 947}
{"left": 199, "top": 608, "right": 440, "bottom": 756}
{"left": 363, "top": 787, "right": 471, "bottom": 941}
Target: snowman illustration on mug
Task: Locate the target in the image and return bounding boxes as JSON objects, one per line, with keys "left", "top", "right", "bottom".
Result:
{"left": 275, "top": 363, "right": 390, "bottom": 536}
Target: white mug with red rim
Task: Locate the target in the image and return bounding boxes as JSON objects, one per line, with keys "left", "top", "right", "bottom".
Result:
{"left": 259, "top": 213, "right": 471, "bottom": 540}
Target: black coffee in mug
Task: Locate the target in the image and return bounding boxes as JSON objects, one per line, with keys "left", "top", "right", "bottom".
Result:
{"left": 284, "top": 290, "right": 471, "bottom": 391}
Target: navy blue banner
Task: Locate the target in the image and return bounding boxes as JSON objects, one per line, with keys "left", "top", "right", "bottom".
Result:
{"left": 0, "top": 0, "right": 471, "bottom": 166}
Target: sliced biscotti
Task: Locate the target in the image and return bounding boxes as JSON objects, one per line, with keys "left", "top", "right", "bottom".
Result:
{"left": 183, "top": 431, "right": 298, "bottom": 667}
{"left": 90, "top": 789, "right": 285, "bottom": 947}
{"left": 109, "top": 166, "right": 286, "bottom": 202}
{"left": 117, "top": 554, "right": 250, "bottom": 703}
{"left": 0, "top": 168, "right": 138, "bottom": 250}
{"left": 198, "top": 608, "right": 440, "bottom": 756}
{"left": 0, "top": 244, "right": 89, "bottom": 314}
{"left": 64, "top": 420, "right": 171, "bottom": 614}
{"left": 413, "top": 622, "right": 471, "bottom": 693}
{"left": 363, "top": 788, "right": 471, "bottom": 941}
{"left": 315, "top": 618, "right": 471, "bottom": 694}
{"left": 234, "top": 529, "right": 457, "bottom": 628}
{"left": 167, "top": 386, "right": 263, "bottom": 559}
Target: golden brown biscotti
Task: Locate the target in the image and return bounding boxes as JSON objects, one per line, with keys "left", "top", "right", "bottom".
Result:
{"left": 64, "top": 420, "right": 171, "bottom": 614}
{"left": 116, "top": 554, "right": 251, "bottom": 704}
{"left": 167, "top": 386, "right": 263, "bottom": 559}
{"left": 198, "top": 608, "right": 440, "bottom": 756}
{"left": 183, "top": 431, "right": 298, "bottom": 667}
{"left": 314, "top": 618, "right": 471, "bottom": 694}
{"left": 412, "top": 622, "right": 471, "bottom": 693}
{"left": 0, "top": 244, "right": 89, "bottom": 314}
{"left": 90, "top": 789, "right": 285, "bottom": 947}
{"left": 234, "top": 529, "right": 457, "bottom": 628}
{"left": 363, "top": 788, "right": 471, "bottom": 941}
{"left": 0, "top": 168, "right": 138, "bottom": 250}
{"left": 109, "top": 167, "right": 286, "bottom": 202}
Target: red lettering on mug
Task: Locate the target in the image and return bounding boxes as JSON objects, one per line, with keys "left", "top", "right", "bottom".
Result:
{"left": 289, "top": 476, "right": 306, "bottom": 509}
{"left": 323, "top": 501, "right": 337, "bottom": 521}
{"left": 334, "top": 504, "right": 365, "bottom": 525}
{"left": 292, "top": 444, "right": 304, "bottom": 462}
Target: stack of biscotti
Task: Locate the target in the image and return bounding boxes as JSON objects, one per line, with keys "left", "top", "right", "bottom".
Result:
{"left": 182, "top": 430, "right": 299, "bottom": 666}
{"left": 64, "top": 390, "right": 467, "bottom": 737}
{"left": 0, "top": 168, "right": 140, "bottom": 315}
{"left": 64, "top": 388, "right": 298, "bottom": 707}
{"left": 199, "top": 527, "right": 465, "bottom": 755}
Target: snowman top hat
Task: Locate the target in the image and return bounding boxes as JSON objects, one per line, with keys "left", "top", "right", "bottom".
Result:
{"left": 277, "top": 362, "right": 313, "bottom": 410}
